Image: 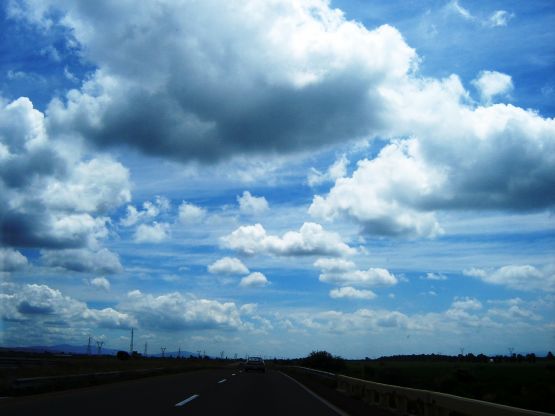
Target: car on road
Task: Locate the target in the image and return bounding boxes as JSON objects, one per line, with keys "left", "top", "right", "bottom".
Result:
{"left": 244, "top": 356, "right": 265, "bottom": 373}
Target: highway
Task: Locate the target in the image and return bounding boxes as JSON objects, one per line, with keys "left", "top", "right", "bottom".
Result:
{"left": 0, "top": 368, "right": 348, "bottom": 415}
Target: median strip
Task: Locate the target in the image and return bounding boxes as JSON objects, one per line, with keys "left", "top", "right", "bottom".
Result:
{"left": 175, "top": 394, "right": 199, "bottom": 407}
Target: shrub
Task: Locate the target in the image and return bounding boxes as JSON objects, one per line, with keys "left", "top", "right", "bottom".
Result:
{"left": 302, "top": 350, "right": 346, "bottom": 372}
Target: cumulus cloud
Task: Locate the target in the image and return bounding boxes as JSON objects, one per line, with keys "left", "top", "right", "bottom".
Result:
{"left": 134, "top": 222, "right": 170, "bottom": 243}
{"left": 320, "top": 267, "right": 398, "bottom": 287}
{"left": 8, "top": 2, "right": 553, "bottom": 246}
{"left": 0, "top": 283, "right": 134, "bottom": 329}
{"left": 296, "top": 308, "right": 411, "bottom": 334}
{"left": 464, "top": 265, "right": 555, "bottom": 291}
{"left": 308, "top": 154, "right": 349, "bottom": 186}
{"left": 120, "top": 196, "right": 170, "bottom": 227}
{"left": 123, "top": 290, "right": 244, "bottom": 331}
{"left": 311, "top": 79, "right": 555, "bottom": 237}
{"left": 472, "top": 70, "right": 513, "bottom": 103}
{"left": 239, "top": 272, "right": 269, "bottom": 288}
{"left": 310, "top": 140, "right": 445, "bottom": 238}
{"left": 329, "top": 286, "right": 376, "bottom": 300}
{"left": 14, "top": 0, "right": 416, "bottom": 163}
{"left": 314, "top": 257, "right": 356, "bottom": 273}
{"left": 0, "top": 97, "right": 131, "bottom": 249}
{"left": 221, "top": 222, "right": 355, "bottom": 257}
{"left": 314, "top": 257, "right": 397, "bottom": 287}
{"left": 178, "top": 201, "right": 206, "bottom": 224}
{"left": 41, "top": 248, "right": 123, "bottom": 274}
{"left": 237, "top": 191, "right": 269, "bottom": 216}
{"left": 208, "top": 257, "right": 249, "bottom": 275}
{"left": 0, "top": 248, "right": 28, "bottom": 271}
{"left": 90, "top": 276, "right": 110, "bottom": 291}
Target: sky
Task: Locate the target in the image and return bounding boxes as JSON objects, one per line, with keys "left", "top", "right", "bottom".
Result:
{"left": 0, "top": 0, "right": 554, "bottom": 359}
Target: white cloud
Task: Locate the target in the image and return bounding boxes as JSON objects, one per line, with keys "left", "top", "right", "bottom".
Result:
{"left": 448, "top": 0, "right": 474, "bottom": 20}
{"left": 90, "top": 276, "right": 110, "bottom": 291}
{"left": 239, "top": 272, "right": 269, "bottom": 288}
{"left": 122, "top": 290, "right": 244, "bottom": 331}
{"left": 329, "top": 286, "right": 376, "bottom": 300}
{"left": 237, "top": 191, "right": 269, "bottom": 215}
{"left": 472, "top": 70, "right": 513, "bottom": 103}
{"left": 308, "top": 154, "right": 349, "bottom": 186}
{"left": 0, "top": 248, "right": 28, "bottom": 272}
{"left": 488, "top": 10, "right": 514, "bottom": 27}
{"left": 221, "top": 222, "right": 355, "bottom": 257}
{"left": 314, "top": 258, "right": 356, "bottom": 273}
{"left": 314, "top": 257, "right": 397, "bottom": 287}
{"left": 21, "top": 0, "right": 417, "bottom": 162}
{"left": 451, "top": 297, "right": 482, "bottom": 311}
{"left": 0, "top": 97, "right": 131, "bottom": 249}
{"left": 121, "top": 196, "right": 170, "bottom": 227}
{"left": 208, "top": 257, "right": 249, "bottom": 275}
{"left": 310, "top": 140, "right": 445, "bottom": 238}
{"left": 178, "top": 201, "right": 206, "bottom": 224}
{"left": 464, "top": 265, "right": 555, "bottom": 291}
{"left": 421, "top": 272, "right": 448, "bottom": 281}
{"left": 0, "top": 284, "right": 134, "bottom": 330}
{"left": 134, "top": 222, "right": 170, "bottom": 243}
{"left": 311, "top": 75, "right": 555, "bottom": 237}
{"left": 319, "top": 267, "right": 398, "bottom": 287}
{"left": 41, "top": 248, "right": 123, "bottom": 274}
{"left": 240, "top": 303, "right": 258, "bottom": 315}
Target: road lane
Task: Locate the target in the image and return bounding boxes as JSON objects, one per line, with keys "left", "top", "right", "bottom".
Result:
{"left": 0, "top": 368, "right": 345, "bottom": 416}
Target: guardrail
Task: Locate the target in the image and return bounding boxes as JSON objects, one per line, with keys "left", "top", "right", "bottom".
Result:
{"left": 285, "top": 366, "right": 553, "bottom": 416}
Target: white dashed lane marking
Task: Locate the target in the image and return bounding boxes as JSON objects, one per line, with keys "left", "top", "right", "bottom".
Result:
{"left": 175, "top": 394, "right": 199, "bottom": 407}
{"left": 217, "top": 379, "right": 227, "bottom": 384}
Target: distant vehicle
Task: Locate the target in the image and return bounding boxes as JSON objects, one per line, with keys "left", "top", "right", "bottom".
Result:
{"left": 244, "top": 356, "right": 265, "bottom": 373}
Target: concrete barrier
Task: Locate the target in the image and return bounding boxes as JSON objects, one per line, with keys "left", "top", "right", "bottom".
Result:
{"left": 286, "top": 366, "right": 553, "bottom": 416}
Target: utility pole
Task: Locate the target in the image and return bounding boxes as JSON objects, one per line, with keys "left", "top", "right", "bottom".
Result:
{"left": 96, "top": 340, "right": 104, "bottom": 355}
{"left": 144, "top": 342, "right": 148, "bottom": 357}
{"left": 129, "top": 328, "right": 134, "bottom": 355}
{"left": 178, "top": 346, "right": 181, "bottom": 359}
{"left": 161, "top": 347, "right": 166, "bottom": 358}
{"left": 87, "top": 336, "right": 92, "bottom": 356}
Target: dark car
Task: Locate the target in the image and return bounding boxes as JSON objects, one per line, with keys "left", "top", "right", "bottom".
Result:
{"left": 244, "top": 356, "right": 265, "bottom": 372}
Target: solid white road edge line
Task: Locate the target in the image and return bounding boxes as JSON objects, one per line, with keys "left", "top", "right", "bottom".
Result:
{"left": 175, "top": 394, "right": 199, "bottom": 407}
{"left": 218, "top": 379, "right": 227, "bottom": 384}
{"left": 278, "top": 371, "right": 349, "bottom": 416}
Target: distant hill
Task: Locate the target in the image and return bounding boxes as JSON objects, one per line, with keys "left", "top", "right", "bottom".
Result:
{"left": 0, "top": 344, "right": 197, "bottom": 358}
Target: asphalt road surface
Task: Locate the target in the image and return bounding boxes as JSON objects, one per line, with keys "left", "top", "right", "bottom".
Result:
{"left": 0, "top": 368, "right": 348, "bottom": 416}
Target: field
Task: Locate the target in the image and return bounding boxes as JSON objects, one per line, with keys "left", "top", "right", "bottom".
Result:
{"left": 338, "top": 359, "right": 555, "bottom": 413}
{"left": 0, "top": 350, "right": 233, "bottom": 396}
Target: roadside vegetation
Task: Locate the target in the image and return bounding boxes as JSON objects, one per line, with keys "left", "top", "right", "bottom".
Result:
{"left": 287, "top": 351, "right": 555, "bottom": 413}
{"left": 0, "top": 349, "right": 238, "bottom": 396}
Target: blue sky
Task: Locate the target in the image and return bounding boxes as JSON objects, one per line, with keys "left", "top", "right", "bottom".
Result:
{"left": 1, "top": 0, "right": 554, "bottom": 359}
